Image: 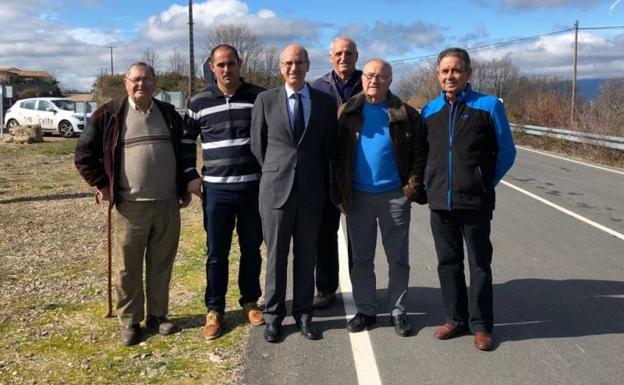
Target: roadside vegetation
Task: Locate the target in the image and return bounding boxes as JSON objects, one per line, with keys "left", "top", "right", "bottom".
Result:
{"left": 0, "top": 139, "right": 250, "bottom": 385}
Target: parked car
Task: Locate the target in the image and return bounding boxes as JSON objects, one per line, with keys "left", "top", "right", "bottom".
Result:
{"left": 4, "top": 97, "right": 92, "bottom": 137}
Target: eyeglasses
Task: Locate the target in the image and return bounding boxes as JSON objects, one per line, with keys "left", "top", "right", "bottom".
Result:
{"left": 125, "top": 77, "right": 156, "bottom": 85}
{"left": 280, "top": 60, "right": 308, "bottom": 68}
{"left": 363, "top": 73, "right": 390, "bottom": 82}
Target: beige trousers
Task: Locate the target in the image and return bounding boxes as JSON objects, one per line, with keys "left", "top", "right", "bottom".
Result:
{"left": 112, "top": 199, "right": 180, "bottom": 326}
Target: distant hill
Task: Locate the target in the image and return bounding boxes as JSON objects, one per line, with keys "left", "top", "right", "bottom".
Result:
{"left": 576, "top": 78, "right": 607, "bottom": 101}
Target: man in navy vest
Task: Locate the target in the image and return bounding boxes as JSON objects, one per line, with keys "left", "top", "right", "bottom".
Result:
{"left": 310, "top": 37, "right": 362, "bottom": 309}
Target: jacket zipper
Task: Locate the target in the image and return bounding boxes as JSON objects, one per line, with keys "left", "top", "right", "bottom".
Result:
{"left": 476, "top": 166, "right": 487, "bottom": 192}
{"left": 447, "top": 103, "right": 457, "bottom": 210}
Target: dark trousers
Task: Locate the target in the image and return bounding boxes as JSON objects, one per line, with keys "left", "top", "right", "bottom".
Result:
{"left": 203, "top": 184, "right": 263, "bottom": 314}
{"left": 315, "top": 194, "right": 341, "bottom": 294}
{"left": 430, "top": 208, "right": 494, "bottom": 333}
{"left": 260, "top": 190, "right": 322, "bottom": 324}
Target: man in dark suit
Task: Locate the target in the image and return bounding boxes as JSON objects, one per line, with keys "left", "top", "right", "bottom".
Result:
{"left": 250, "top": 44, "right": 337, "bottom": 343}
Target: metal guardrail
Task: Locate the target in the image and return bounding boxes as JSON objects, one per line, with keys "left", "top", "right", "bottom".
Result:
{"left": 510, "top": 123, "right": 624, "bottom": 150}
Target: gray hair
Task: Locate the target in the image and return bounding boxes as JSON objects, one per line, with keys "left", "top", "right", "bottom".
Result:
{"left": 437, "top": 47, "right": 471, "bottom": 72}
{"left": 126, "top": 62, "right": 156, "bottom": 78}
{"left": 329, "top": 36, "right": 358, "bottom": 54}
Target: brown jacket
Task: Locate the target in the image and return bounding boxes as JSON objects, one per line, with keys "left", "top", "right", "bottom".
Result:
{"left": 74, "top": 97, "right": 187, "bottom": 204}
{"left": 330, "top": 91, "right": 427, "bottom": 210}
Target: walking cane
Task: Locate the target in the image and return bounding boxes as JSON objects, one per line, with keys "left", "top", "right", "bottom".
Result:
{"left": 96, "top": 191, "right": 114, "bottom": 318}
{"left": 105, "top": 201, "right": 114, "bottom": 318}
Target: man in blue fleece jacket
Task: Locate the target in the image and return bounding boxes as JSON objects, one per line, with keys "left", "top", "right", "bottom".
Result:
{"left": 421, "top": 47, "right": 516, "bottom": 351}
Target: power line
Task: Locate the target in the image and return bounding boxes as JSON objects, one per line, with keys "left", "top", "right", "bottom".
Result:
{"left": 310, "top": 23, "right": 624, "bottom": 71}
{"left": 579, "top": 25, "right": 624, "bottom": 30}
{"left": 390, "top": 27, "right": 573, "bottom": 64}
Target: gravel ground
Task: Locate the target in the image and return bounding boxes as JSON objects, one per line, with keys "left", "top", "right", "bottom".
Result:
{"left": 0, "top": 138, "right": 250, "bottom": 385}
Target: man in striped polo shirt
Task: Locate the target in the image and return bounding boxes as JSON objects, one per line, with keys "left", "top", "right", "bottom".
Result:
{"left": 182, "top": 44, "right": 265, "bottom": 339}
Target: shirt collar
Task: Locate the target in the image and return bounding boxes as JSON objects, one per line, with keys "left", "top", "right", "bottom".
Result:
{"left": 285, "top": 83, "right": 310, "bottom": 99}
{"left": 128, "top": 97, "right": 153, "bottom": 115}
{"left": 332, "top": 70, "right": 359, "bottom": 86}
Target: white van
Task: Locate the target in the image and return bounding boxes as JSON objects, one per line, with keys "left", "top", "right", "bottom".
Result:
{"left": 4, "top": 97, "right": 92, "bottom": 137}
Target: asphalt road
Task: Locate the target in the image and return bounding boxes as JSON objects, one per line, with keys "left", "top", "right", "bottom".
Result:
{"left": 242, "top": 146, "right": 624, "bottom": 385}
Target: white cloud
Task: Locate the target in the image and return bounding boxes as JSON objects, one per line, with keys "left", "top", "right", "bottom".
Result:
{"left": 337, "top": 20, "right": 444, "bottom": 59}
{"left": 0, "top": 0, "right": 619, "bottom": 91}
{"left": 470, "top": 31, "right": 624, "bottom": 79}
{"left": 140, "top": 0, "right": 324, "bottom": 46}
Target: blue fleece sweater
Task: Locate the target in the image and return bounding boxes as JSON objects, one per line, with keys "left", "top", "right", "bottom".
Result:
{"left": 352, "top": 101, "right": 401, "bottom": 193}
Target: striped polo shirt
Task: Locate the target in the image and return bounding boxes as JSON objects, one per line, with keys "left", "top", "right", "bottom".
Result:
{"left": 182, "top": 80, "right": 265, "bottom": 190}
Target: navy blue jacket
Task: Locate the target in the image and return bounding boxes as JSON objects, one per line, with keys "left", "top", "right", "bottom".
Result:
{"left": 311, "top": 70, "right": 363, "bottom": 106}
{"left": 421, "top": 84, "right": 516, "bottom": 211}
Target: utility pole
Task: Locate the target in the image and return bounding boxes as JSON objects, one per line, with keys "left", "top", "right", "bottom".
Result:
{"left": 571, "top": 20, "right": 578, "bottom": 125}
{"left": 188, "top": 0, "right": 196, "bottom": 97}
{"left": 106, "top": 46, "right": 116, "bottom": 75}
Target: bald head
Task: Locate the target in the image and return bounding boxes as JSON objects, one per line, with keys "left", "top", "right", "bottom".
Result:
{"left": 363, "top": 59, "right": 392, "bottom": 78}
{"left": 279, "top": 44, "right": 310, "bottom": 90}
{"left": 280, "top": 44, "right": 309, "bottom": 63}
{"left": 362, "top": 59, "right": 392, "bottom": 104}
{"left": 329, "top": 37, "right": 358, "bottom": 81}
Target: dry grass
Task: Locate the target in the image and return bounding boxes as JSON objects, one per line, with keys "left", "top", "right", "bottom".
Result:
{"left": 513, "top": 131, "right": 624, "bottom": 169}
{"left": 0, "top": 138, "right": 253, "bottom": 385}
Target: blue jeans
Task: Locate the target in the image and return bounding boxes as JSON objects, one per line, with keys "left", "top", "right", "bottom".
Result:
{"left": 203, "top": 184, "right": 263, "bottom": 313}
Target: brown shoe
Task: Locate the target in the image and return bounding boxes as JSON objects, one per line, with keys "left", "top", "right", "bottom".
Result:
{"left": 474, "top": 331, "right": 494, "bottom": 351}
{"left": 242, "top": 303, "right": 265, "bottom": 326}
{"left": 202, "top": 311, "right": 224, "bottom": 340}
{"left": 433, "top": 323, "right": 468, "bottom": 340}
{"left": 313, "top": 292, "right": 336, "bottom": 309}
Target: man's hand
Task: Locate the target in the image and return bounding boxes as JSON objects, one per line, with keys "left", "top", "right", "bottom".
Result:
{"left": 187, "top": 178, "right": 203, "bottom": 201}
{"left": 179, "top": 192, "right": 192, "bottom": 208}
{"left": 96, "top": 187, "right": 111, "bottom": 203}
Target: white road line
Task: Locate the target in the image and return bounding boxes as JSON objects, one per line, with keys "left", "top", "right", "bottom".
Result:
{"left": 337, "top": 221, "right": 383, "bottom": 385}
{"left": 501, "top": 180, "right": 624, "bottom": 241}
{"left": 517, "top": 145, "right": 624, "bottom": 176}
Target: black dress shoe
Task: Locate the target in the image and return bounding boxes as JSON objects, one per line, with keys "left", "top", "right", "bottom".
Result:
{"left": 121, "top": 324, "right": 141, "bottom": 346}
{"left": 146, "top": 315, "right": 179, "bottom": 335}
{"left": 295, "top": 319, "right": 321, "bottom": 340}
{"left": 264, "top": 323, "right": 282, "bottom": 343}
{"left": 313, "top": 292, "right": 336, "bottom": 309}
{"left": 347, "top": 313, "right": 377, "bottom": 333}
{"left": 391, "top": 313, "right": 412, "bottom": 337}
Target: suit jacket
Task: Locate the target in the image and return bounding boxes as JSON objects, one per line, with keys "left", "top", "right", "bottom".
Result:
{"left": 251, "top": 84, "right": 337, "bottom": 209}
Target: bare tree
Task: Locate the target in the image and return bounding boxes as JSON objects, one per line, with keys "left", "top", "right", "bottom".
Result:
{"left": 142, "top": 48, "right": 160, "bottom": 72}
{"left": 247, "top": 45, "right": 281, "bottom": 88}
{"left": 168, "top": 47, "right": 188, "bottom": 75}
{"left": 471, "top": 55, "right": 519, "bottom": 100}
{"left": 396, "top": 61, "right": 440, "bottom": 109}
{"left": 204, "top": 24, "right": 261, "bottom": 73}
{"left": 579, "top": 78, "right": 624, "bottom": 136}
{"left": 202, "top": 24, "right": 281, "bottom": 89}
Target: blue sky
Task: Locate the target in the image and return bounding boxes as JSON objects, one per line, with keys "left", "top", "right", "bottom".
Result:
{"left": 0, "top": 0, "right": 622, "bottom": 90}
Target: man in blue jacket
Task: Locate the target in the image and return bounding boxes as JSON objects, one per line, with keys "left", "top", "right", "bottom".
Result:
{"left": 421, "top": 48, "right": 516, "bottom": 351}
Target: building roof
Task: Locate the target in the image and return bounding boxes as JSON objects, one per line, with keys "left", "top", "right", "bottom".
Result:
{"left": 0, "top": 67, "right": 53, "bottom": 79}
{"left": 66, "top": 93, "right": 94, "bottom": 102}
